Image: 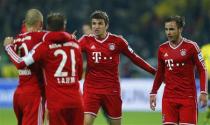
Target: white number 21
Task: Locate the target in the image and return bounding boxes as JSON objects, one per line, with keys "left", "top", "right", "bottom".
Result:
{"left": 54, "top": 49, "right": 76, "bottom": 77}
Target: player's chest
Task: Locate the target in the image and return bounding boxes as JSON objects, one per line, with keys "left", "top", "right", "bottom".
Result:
{"left": 161, "top": 48, "right": 192, "bottom": 70}
{"left": 85, "top": 41, "right": 120, "bottom": 63}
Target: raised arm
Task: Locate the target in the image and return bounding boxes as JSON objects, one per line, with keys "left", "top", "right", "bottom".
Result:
{"left": 4, "top": 37, "right": 46, "bottom": 69}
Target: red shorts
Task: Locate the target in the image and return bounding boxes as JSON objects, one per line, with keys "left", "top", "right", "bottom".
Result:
{"left": 13, "top": 92, "right": 44, "bottom": 125}
{"left": 162, "top": 98, "right": 197, "bottom": 125}
{"left": 48, "top": 107, "right": 84, "bottom": 125}
{"left": 83, "top": 92, "right": 122, "bottom": 119}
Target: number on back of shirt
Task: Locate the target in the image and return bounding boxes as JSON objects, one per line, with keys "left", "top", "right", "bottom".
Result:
{"left": 54, "top": 49, "right": 76, "bottom": 77}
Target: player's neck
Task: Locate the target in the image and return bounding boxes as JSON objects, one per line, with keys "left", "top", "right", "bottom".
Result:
{"left": 170, "top": 36, "right": 183, "bottom": 47}
{"left": 95, "top": 32, "right": 108, "bottom": 40}
{"left": 27, "top": 27, "right": 39, "bottom": 32}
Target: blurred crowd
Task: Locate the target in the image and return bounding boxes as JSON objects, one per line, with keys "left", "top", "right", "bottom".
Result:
{"left": 0, "top": 0, "right": 210, "bottom": 78}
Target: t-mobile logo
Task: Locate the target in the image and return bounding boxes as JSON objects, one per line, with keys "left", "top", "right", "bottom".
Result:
{"left": 92, "top": 52, "right": 102, "bottom": 63}
{"left": 165, "top": 59, "right": 174, "bottom": 70}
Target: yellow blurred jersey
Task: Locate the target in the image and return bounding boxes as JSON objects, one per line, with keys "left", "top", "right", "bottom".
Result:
{"left": 201, "top": 43, "right": 210, "bottom": 79}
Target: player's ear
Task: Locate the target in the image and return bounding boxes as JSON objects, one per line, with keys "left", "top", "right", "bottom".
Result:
{"left": 106, "top": 24, "right": 109, "bottom": 30}
{"left": 179, "top": 27, "right": 183, "bottom": 33}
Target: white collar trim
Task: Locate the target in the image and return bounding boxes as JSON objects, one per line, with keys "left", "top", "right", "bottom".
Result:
{"left": 94, "top": 32, "right": 110, "bottom": 43}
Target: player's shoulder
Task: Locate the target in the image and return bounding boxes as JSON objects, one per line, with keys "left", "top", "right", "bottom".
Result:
{"left": 159, "top": 41, "right": 169, "bottom": 48}
{"left": 30, "top": 30, "right": 47, "bottom": 38}
{"left": 109, "top": 32, "right": 128, "bottom": 44}
{"left": 78, "top": 34, "right": 96, "bottom": 45}
{"left": 79, "top": 34, "right": 94, "bottom": 40}
{"left": 109, "top": 33, "right": 124, "bottom": 40}
{"left": 14, "top": 32, "right": 31, "bottom": 43}
{"left": 43, "top": 31, "right": 79, "bottom": 47}
{"left": 182, "top": 38, "right": 200, "bottom": 51}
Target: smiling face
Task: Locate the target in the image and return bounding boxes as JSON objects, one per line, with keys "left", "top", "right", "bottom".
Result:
{"left": 91, "top": 18, "right": 108, "bottom": 38}
{"left": 165, "top": 21, "right": 182, "bottom": 43}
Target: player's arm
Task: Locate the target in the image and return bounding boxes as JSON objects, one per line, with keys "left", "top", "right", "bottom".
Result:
{"left": 192, "top": 43, "right": 208, "bottom": 107}
{"left": 78, "top": 35, "right": 87, "bottom": 52}
{"left": 3, "top": 37, "right": 27, "bottom": 69}
{"left": 121, "top": 38, "right": 156, "bottom": 75}
{"left": 193, "top": 43, "right": 208, "bottom": 94}
{"left": 5, "top": 44, "right": 27, "bottom": 69}
{"left": 149, "top": 48, "right": 165, "bottom": 111}
{"left": 150, "top": 48, "right": 164, "bottom": 94}
{"left": 5, "top": 41, "right": 46, "bottom": 69}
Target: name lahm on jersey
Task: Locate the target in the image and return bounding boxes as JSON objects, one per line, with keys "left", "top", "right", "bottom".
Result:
{"left": 57, "top": 77, "right": 75, "bottom": 84}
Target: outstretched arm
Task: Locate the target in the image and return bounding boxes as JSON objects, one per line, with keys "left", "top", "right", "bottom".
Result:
{"left": 121, "top": 39, "right": 156, "bottom": 75}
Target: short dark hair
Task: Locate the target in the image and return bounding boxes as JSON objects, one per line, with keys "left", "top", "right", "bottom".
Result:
{"left": 47, "top": 13, "right": 67, "bottom": 31}
{"left": 165, "top": 15, "right": 185, "bottom": 28}
{"left": 90, "top": 10, "right": 109, "bottom": 25}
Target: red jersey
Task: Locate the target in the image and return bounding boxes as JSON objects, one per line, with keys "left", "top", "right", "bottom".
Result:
{"left": 79, "top": 32, "right": 156, "bottom": 95}
{"left": 151, "top": 38, "right": 207, "bottom": 98}
{"left": 6, "top": 32, "right": 83, "bottom": 109}
{"left": 9, "top": 31, "right": 46, "bottom": 95}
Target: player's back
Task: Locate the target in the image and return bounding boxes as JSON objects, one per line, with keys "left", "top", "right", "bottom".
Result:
{"left": 13, "top": 31, "right": 46, "bottom": 95}
{"left": 34, "top": 32, "right": 83, "bottom": 109}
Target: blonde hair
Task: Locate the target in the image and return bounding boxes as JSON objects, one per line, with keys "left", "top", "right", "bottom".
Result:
{"left": 25, "top": 9, "right": 43, "bottom": 28}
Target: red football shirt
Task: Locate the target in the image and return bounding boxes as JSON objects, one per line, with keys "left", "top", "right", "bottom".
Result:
{"left": 79, "top": 32, "right": 156, "bottom": 95}
{"left": 6, "top": 31, "right": 83, "bottom": 109}
{"left": 9, "top": 31, "right": 46, "bottom": 95}
{"left": 150, "top": 38, "right": 207, "bottom": 98}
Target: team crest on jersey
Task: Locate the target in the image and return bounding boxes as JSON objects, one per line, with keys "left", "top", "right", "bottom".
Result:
{"left": 180, "top": 49, "right": 186, "bottom": 56}
{"left": 109, "top": 43, "right": 115, "bottom": 51}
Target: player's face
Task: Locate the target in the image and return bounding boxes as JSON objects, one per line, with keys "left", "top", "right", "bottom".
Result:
{"left": 165, "top": 21, "right": 182, "bottom": 42}
{"left": 82, "top": 25, "right": 92, "bottom": 35}
{"left": 91, "top": 19, "right": 108, "bottom": 38}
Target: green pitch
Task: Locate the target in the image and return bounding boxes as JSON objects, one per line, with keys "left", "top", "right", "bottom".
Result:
{"left": 0, "top": 108, "right": 207, "bottom": 125}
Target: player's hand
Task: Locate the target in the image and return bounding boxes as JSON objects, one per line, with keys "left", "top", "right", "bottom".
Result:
{"left": 72, "top": 30, "right": 77, "bottom": 39}
{"left": 199, "top": 93, "right": 208, "bottom": 108}
{"left": 3, "top": 37, "right": 14, "bottom": 46}
{"left": 150, "top": 94, "right": 156, "bottom": 111}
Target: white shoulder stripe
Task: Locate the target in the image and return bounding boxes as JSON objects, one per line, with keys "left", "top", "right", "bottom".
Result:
{"left": 160, "top": 41, "right": 169, "bottom": 47}
{"left": 42, "top": 32, "right": 50, "bottom": 42}
{"left": 78, "top": 35, "right": 87, "bottom": 43}
{"left": 33, "top": 42, "right": 42, "bottom": 50}
{"left": 184, "top": 39, "right": 200, "bottom": 52}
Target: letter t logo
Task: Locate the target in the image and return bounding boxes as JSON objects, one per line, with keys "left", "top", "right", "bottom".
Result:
{"left": 92, "top": 52, "right": 102, "bottom": 63}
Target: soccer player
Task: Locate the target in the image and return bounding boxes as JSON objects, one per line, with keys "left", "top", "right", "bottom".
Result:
{"left": 79, "top": 10, "right": 156, "bottom": 125}
{"left": 150, "top": 15, "right": 208, "bottom": 125}
{"left": 4, "top": 13, "right": 84, "bottom": 125}
{"left": 201, "top": 43, "right": 210, "bottom": 125}
{"left": 3, "top": 9, "right": 46, "bottom": 125}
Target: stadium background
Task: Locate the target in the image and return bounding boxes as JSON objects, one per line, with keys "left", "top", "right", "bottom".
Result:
{"left": 0, "top": 0, "right": 209, "bottom": 124}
